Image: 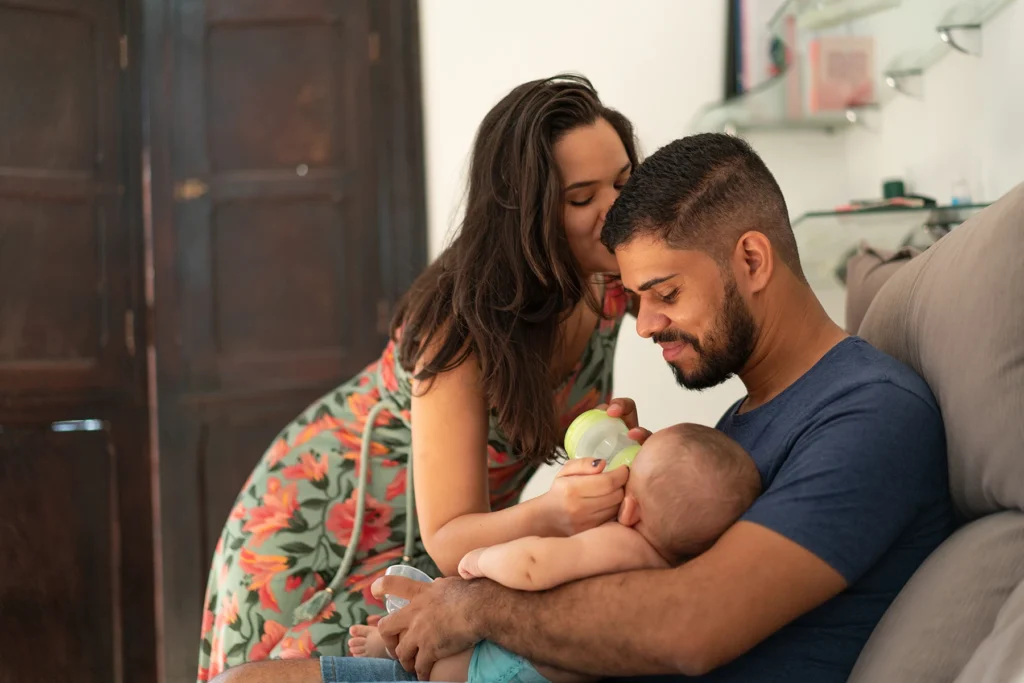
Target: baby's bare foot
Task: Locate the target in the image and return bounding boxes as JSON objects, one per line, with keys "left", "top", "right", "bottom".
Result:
{"left": 348, "top": 615, "right": 388, "bottom": 658}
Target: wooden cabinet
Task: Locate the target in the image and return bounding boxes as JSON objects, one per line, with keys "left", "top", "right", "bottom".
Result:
{"left": 0, "top": 1, "right": 155, "bottom": 681}
{"left": 0, "top": 0, "right": 426, "bottom": 680}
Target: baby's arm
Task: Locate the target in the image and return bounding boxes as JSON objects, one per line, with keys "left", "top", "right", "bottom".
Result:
{"left": 458, "top": 522, "right": 668, "bottom": 591}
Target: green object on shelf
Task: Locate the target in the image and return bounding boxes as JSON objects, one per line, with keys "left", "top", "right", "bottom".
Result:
{"left": 882, "top": 180, "right": 905, "bottom": 199}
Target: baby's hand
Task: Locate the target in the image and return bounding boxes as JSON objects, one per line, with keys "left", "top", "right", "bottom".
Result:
{"left": 458, "top": 548, "right": 487, "bottom": 580}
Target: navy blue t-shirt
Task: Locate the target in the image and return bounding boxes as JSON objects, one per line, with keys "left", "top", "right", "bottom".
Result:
{"left": 638, "top": 337, "right": 954, "bottom": 683}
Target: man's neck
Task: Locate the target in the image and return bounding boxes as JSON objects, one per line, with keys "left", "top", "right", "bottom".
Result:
{"left": 738, "top": 284, "right": 848, "bottom": 413}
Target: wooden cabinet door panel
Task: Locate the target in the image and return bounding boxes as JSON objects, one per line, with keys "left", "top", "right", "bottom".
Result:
{"left": 0, "top": 0, "right": 133, "bottom": 403}
{"left": 148, "top": 3, "right": 428, "bottom": 681}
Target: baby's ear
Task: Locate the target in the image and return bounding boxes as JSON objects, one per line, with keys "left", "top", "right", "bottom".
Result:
{"left": 618, "top": 494, "right": 640, "bottom": 527}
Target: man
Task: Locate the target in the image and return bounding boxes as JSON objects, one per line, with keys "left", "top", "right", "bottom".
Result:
{"left": 215, "top": 134, "right": 953, "bottom": 683}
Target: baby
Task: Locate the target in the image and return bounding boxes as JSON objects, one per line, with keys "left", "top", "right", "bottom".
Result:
{"left": 349, "top": 423, "right": 762, "bottom": 683}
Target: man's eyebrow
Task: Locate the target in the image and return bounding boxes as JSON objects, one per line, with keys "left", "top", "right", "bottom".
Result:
{"left": 564, "top": 162, "right": 632, "bottom": 192}
{"left": 637, "top": 275, "right": 677, "bottom": 292}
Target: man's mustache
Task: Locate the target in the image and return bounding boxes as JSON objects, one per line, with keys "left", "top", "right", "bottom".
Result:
{"left": 653, "top": 329, "right": 702, "bottom": 353}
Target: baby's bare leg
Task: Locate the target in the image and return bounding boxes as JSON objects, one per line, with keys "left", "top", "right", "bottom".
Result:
{"left": 429, "top": 650, "right": 473, "bottom": 682}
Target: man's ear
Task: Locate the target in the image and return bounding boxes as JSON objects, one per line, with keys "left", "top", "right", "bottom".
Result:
{"left": 733, "top": 231, "right": 774, "bottom": 295}
{"left": 618, "top": 494, "right": 640, "bottom": 527}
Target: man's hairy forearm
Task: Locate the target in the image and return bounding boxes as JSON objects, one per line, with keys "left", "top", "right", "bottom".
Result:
{"left": 472, "top": 567, "right": 704, "bottom": 677}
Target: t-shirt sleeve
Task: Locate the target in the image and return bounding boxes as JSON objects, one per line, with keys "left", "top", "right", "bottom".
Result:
{"left": 741, "top": 382, "right": 946, "bottom": 583}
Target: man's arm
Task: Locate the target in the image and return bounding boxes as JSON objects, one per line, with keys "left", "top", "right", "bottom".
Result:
{"left": 379, "top": 384, "right": 946, "bottom": 679}
{"left": 378, "top": 523, "right": 846, "bottom": 678}
{"left": 483, "top": 521, "right": 846, "bottom": 675}
{"left": 460, "top": 523, "right": 668, "bottom": 591}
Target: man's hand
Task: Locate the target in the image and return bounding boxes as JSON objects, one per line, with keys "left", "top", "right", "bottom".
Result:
{"left": 602, "top": 398, "right": 652, "bottom": 444}
{"left": 373, "top": 575, "right": 489, "bottom": 680}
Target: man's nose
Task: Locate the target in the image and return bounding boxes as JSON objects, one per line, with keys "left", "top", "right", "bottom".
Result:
{"left": 635, "top": 304, "right": 669, "bottom": 339}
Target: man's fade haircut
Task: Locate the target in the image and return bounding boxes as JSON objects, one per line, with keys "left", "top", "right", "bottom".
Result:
{"left": 601, "top": 133, "right": 804, "bottom": 280}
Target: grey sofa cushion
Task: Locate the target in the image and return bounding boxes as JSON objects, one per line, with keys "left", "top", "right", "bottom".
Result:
{"left": 848, "top": 512, "right": 1024, "bottom": 683}
{"left": 953, "top": 574, "right": 1024, "bottom": 683}
{"left": 858, "top": 183, "right": 1024, "bottom": 519}
{"left": 844, "top": 246, "right": 920, "bottom": 335}
{"left": 852, "top": 185, "right": 1024, "bottom": 682}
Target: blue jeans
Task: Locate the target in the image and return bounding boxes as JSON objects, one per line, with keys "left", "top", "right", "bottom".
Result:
{"left": 319, "top": 656, "right": 421, "bottom": 682}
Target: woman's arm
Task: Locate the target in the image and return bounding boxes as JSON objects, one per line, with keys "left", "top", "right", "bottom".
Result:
{"left": 411, "top": 355, "right": 551, "bottom": 576}
{"left": 412, "top": 355, "right": 628, "bottom": 576}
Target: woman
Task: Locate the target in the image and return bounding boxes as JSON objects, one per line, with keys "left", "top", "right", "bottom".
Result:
{"left": 197, "top": 74, "right": 638, "bottom": 681}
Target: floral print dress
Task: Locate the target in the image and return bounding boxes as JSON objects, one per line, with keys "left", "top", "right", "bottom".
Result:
{"left": 197, "top": 283, "right": 629, "bottom": 681}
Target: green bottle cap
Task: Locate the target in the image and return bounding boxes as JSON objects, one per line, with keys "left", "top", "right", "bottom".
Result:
{"left": 608, "top": 444, "right": 640, "bottom": 470}
{"left": 564, "top": 408, "right": 613, "bottom": 460}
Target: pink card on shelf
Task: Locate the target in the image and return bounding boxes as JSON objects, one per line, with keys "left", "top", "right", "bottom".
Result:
{"left": 808, "top": 36, "right": 875, "bottom": 112}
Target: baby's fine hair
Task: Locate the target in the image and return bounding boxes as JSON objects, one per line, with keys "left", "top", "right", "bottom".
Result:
{"left": 642, "top": 423, "right": 762, "bottom": 563}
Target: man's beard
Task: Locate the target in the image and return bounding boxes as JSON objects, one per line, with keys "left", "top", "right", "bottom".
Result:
{"left": 654, "top": 279, "right": 756, "bottom": 391}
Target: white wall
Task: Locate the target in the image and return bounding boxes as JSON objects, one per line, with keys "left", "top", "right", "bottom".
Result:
{"left": 419, "top": 0, "right": 727, "bottom": 261}
{"left": 745, "top": 0, "right": 1024, "bottom": 328}
{"left": 418, "top": 1, "right": 745, "bottom": 499}
{"left": 419, "top": 1, "right": 744, "bottom": 451}
{"left": 416, "top": 0, "right": 1023, "bottom": 496}
{"left": 843, "top": 0, "right": 1024, "bottom": 203}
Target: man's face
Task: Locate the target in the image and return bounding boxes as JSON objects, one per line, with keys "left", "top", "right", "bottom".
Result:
{"left": 616, "top": 235, "right": 756, "bottom": 390}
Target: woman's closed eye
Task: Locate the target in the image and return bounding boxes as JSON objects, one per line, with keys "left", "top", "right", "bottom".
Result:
{"left": 569, "top": 197, "right": 594, "bottom": 207}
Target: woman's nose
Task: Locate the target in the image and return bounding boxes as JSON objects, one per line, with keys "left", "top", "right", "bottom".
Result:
{"left": 600, "top": 185, "right": 622, "bottom": 218}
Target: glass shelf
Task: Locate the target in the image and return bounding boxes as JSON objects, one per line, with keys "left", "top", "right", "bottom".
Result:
{"left": 792, "top": 202, "right": 988, "bottom": 287}
{"left": 769, "top": 0, "right": 902, "bottom": 35}
{"left": 883, "top": 0, "right": 1017, "bottom": 98}
{"left": 883, "top": 43, "right": 950, "bottom": 97}
{"left": 690, "top": 72, "right": 880, "bottom": 134}
{"left": 697, "top": 0, "right": 1019, "bottom": 132}
{"left": 937, "top": 0, "right": 1016, "bottom": 54}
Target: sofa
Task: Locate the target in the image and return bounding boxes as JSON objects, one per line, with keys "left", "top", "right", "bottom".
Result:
{"left": 841, "top": 183, "right": 1024, "bottom": 682}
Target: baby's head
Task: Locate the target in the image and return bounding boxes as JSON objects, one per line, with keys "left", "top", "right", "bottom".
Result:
{"left": 618, "top": 423, "right": 761, "bottom": 564}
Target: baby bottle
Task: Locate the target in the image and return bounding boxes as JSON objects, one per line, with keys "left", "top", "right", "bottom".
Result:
{"left": 563, "top": 409, "right": 641, "bottom": 470}
{"left": 383, "top": 564, "right": 434, "bottom": 613}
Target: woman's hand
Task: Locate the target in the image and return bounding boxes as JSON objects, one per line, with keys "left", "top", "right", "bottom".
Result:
{"left": 603, "top": 397, "right": 652, "bottom": 444}
{"left": 539, "top": 458, "right": 629, "bottom": 536}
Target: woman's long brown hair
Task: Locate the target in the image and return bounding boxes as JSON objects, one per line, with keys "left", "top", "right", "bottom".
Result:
{"left": 391, "top": 74, "right": 639, "bottom": 465}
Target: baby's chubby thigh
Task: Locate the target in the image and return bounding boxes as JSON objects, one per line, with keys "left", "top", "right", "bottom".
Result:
{"left": 429, "top": 649, "right": 474, "bottom": 682}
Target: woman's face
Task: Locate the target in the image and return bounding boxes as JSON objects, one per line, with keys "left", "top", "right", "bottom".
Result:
{"left": 554, "top": 117, "right": 632, "bottom": 276}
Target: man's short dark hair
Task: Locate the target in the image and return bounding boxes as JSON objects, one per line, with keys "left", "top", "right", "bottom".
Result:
{"left": 602, "top": 133, "right": 804, "bottom": 280}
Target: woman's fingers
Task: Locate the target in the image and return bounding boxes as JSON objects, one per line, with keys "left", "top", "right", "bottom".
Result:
{"left": 555, "top": 457, "right": 607, "bottom": 478}
{"left": 585, "top": 488, "right": 626, "bottom": 513}
{"left": 566, "top": 464, "right": 630, "bottom": 497}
